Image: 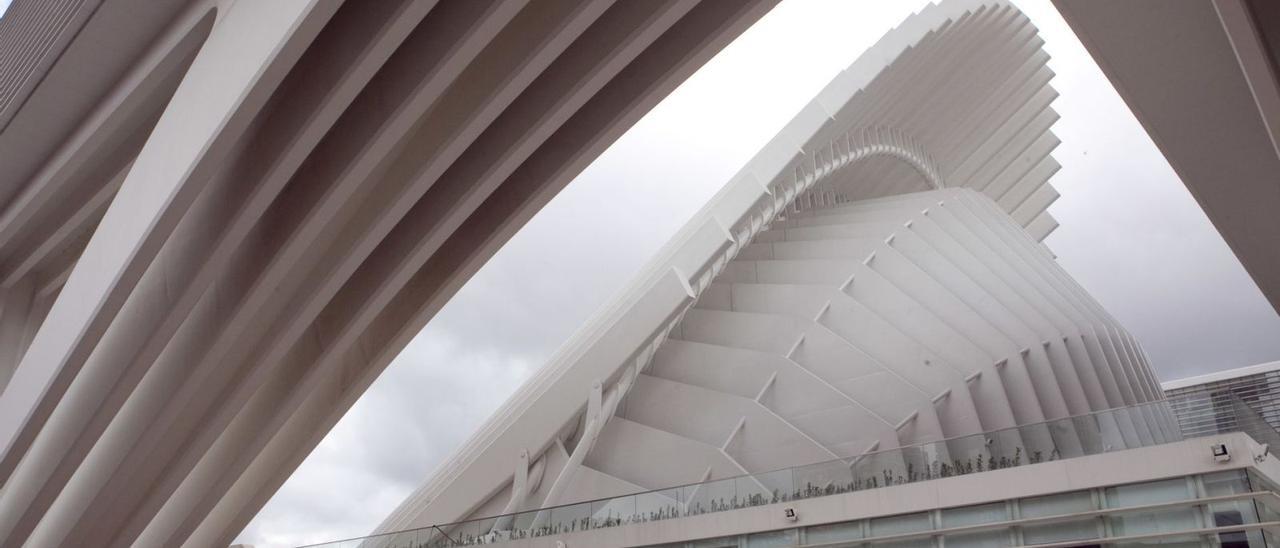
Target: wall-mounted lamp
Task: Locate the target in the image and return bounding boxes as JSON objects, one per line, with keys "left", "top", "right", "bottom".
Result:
{"left": 1212, "top": 443, "right": 1231, "bottom": 463}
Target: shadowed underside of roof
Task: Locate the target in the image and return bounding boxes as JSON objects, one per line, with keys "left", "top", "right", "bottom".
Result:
{"left": 0, "top": 1, "right": 777, "bottom": 546}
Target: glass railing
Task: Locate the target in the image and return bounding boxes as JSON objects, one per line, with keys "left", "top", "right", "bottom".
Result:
{"left": 301, "top": 393, "right": 1273, "bottom": 548}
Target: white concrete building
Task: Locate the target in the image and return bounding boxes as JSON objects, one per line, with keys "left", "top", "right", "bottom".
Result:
{"left": 3, "top": 0, "right": 1278, "bottom": 546}
{"left": 0, "top": 1, "right": 775, "bottom": 547}
{"left": 317, "top": 2, "right": 1280, "bottom": 548}
{"left": 322, "top": 432, "right": 1280, "bottom": 547}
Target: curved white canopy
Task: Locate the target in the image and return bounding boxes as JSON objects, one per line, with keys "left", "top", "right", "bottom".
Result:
{"left": 379, "top": 0, "right": 1165, "bottom": 538}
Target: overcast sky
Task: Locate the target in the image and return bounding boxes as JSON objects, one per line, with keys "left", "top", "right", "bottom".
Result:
{"left": 213, "top": 1, "right": 1280, "bottom": 547}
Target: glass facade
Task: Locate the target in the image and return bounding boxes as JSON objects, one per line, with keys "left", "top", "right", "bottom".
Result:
{"left": 644, "top": 471, "right": 1272, "bottom": 548}
{"left": 303, "top": 401, "right": 1191, "bottom": 548}
{"left": 301, "top": 396, "right": 1280, "bottom": 548}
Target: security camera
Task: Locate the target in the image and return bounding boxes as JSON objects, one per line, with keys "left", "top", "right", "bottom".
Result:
{"left": 783, "top": 508, "right": 798, "bottom": 522}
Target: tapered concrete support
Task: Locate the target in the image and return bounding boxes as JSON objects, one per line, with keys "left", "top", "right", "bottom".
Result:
{"left": 0, "top": 2, "right": 341, "bottom": 546}
{"left": 0, "top": 282, "right": 34, "bottom": 393}
{"left": 0, "top": 0, "right": 776, "bottom": 545}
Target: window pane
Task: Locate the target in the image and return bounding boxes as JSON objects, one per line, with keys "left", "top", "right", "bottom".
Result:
{"left": 1203, "top": 470, "right": 1251, "bottom": 497}
{"left": 746, "top": 529, "right": 796, "bottom": 548}
{"left": 869, "top": 512, "right": 930, "bottom": 536}
{"left": 807, "top": 520, "right": 863, "bottom": 543}
{"left": 1105, "top": 478, "right": 1191, "bottom": 508}
{"left": 687, "top": 537, "right": 738, "bottom": 548}
{"left": 1110, "top": 536, "right": 1201, "bottom": 547}
{"left": 941, "top": 503, "right": 1006, "bottom": 527}
{"left": 1108, "top": 507, "right": 1199, "bottom": 535}
{"left": 1248, "top": 469, "right": 1280, "bottom": 493}
{"left": 1021, "top": 518, "right": 1097, "bottom": 544}
{"left": 1210, "top": 501, "right": 1258, "bottom": 526}
{"left": 1020, "top": 490, "right": 1093, "bottom": 518}
{"left": 943, "top": 530, "right": 1010, "bottom": 548}
{"left": 1204, "top": 468, "right": 1262, "bottom": 547}
{"left": 1211, "top": 504, "right": 1261, "bottom": 548}
{"left": 868, "top": 539, "right": 931, "bottom": 548}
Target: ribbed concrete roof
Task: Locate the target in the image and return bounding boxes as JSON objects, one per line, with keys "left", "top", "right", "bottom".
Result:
{"left": 379, "top": 0, "right": 1145, "bottom": 537}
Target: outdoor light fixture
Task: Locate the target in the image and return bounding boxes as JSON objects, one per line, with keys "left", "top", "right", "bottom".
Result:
{"left": 1212, "top": 443, "right": 1231, "bottom": 463}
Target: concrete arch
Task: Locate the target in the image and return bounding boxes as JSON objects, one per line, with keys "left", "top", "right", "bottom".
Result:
{"left": 0, "top": 0, "right": 779, "bottom": 545}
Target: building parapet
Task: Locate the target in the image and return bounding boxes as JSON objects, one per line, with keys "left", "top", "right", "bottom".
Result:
{"left": 304, "top": 394, "right": 1279, "bottom": 547}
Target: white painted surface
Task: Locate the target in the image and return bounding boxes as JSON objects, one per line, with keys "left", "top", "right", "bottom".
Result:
{"left": 382, "top": 0, "right": 1169, "bottom": 538}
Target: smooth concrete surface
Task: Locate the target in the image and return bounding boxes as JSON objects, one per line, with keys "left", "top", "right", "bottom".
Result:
{"left": 1052, "top": 0, "right": 1280, "bottom": 315}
